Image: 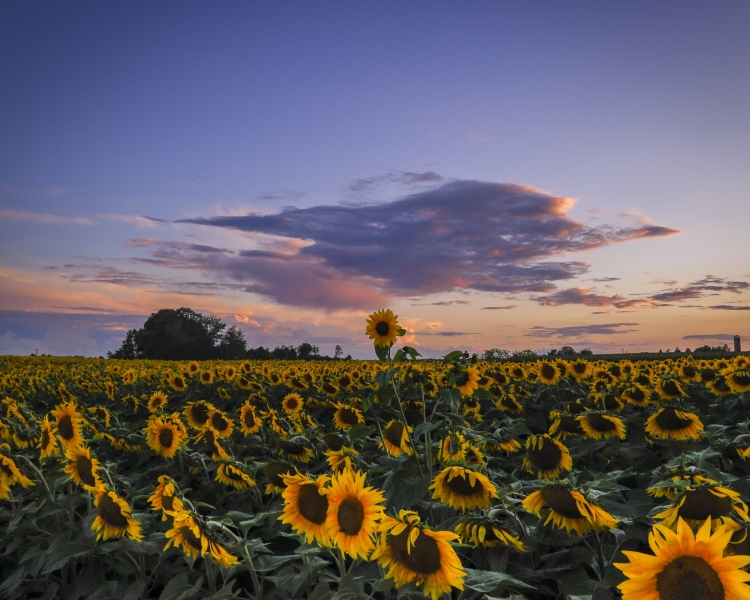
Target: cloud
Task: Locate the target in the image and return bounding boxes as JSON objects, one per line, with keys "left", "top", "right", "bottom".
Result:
{"left": 708, "top": 305, "right": 750, "bottom": 311}
{"left": 234, "top": 314, "right": 261, "bottom": 326}
{"left": 683, "top": 334, "right": 739, "bottom": 340}
{"left": 419, "top": 331, "right": 479, "bottom": 337}
{"left": 346, "top": 170, "right": 445, "bottom": 193}
{"left": 0, "top": 208, "right": 92, "bottom": 225}
{"left": 177, "top": 179, "right": 679, "bottom": 308}
{"left": 533, "top": 287, "right": 657, "bottom": 309}
{"left": 102, "top": 214, "right": 166, "bottom": 228}
{"left": 591, "top": 277, "right": 620, "bottom": 282}
{"left": 650, "top": 276, "right": 749, "bottom": 302}
{"left": 526, "top": 323, "right": 639, "bottom": 338}
{"left": 411, "top": 300, "right": 470, "bottom": 306}
{"left": 481, "top": 305, "right": 517, "bottom": 310}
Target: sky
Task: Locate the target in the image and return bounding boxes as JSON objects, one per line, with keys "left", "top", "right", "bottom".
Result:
{"left": 1, "top": 1, "right": 749, "bottom": 358}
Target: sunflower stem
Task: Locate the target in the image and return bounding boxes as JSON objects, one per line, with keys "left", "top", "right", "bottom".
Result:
{"left": 16, "top": 455, "right": 54, "bottom": 503}
{"left": 388, "top": 353, "right": 424, "bottom": 478}
{"left": 205, "top": 556, "right": 217, "bottom": 594}
{"left": 592, "top": 531, "right": 606, "bottom": 580}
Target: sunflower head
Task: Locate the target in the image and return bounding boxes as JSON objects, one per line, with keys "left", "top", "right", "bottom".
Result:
{"left": 279, "top": 473, "right": 332, "bottom": 546}
{"left": 365, "top": 309, "right": 403, "bottom": 347}
{"left": 523, "top": 434, "right": 573, "bottom": 479}
{"left": 429, "top": 466, "right": 498, "bottom": 512}
{"left": 92, "top": 486, "right": 143, "bottom": 542}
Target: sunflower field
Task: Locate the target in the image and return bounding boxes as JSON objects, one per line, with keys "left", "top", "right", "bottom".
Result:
{"left": 1, "top": 310, "right": 750, "bottom": 600}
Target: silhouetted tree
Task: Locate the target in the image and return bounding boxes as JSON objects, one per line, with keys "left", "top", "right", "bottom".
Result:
{"left": 108, "top": 329, "right": 138, "bottom": 359}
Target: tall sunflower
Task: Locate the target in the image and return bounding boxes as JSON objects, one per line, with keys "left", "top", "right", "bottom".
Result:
{"left": 380, "top": 421, "right": 413, "bottom": 456}
{"left": 372, "top": 510, "right": 466, "bottom": 600}
{"left": 279, "top": 473, "right": 332, "bottom": 546}
{"left": 50, "top": 401, "right": 84, "bottom": 450}
{"left": 365, "top": 309, "right": 401, "bottom": 347}
{"left": 0, "top": 452, "right": 34, "bottom": 489}
{"left": 523, "top": 484, "right": 619, "bottom": 536}
{"left": 523, "top": 434, "right": 573, "bottom": 479}
{"left": 429, "top": 466, "right": 498, "bottom": 511}
{"left": 63, "top": 446, "right": 102, "bottom": 490}
{"left": 91, "top": 487, "right": 143, "bottom": 542}
{"left": 615, "top": 518, "right": 750, "bottom": 600}
{"left": 144, "top": 414, "right": 187, "bottom": 459}
{"left": 325, "top": 469, "right": 385, "bottom": 559}
{"left": 645, "top": 407, "right": 704, "bottom": 441}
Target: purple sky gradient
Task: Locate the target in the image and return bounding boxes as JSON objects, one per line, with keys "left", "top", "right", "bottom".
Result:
{"left": 1, "top": 2, "right": 748, "bottom": 357}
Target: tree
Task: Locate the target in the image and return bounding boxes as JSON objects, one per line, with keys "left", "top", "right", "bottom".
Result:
{"left": 334, "top": 345, "right": 343, "bottom": 359}
{"left": 217, "top": 326, "right": 248, "bottom": 359}
{"left": 483, "top": 348, "right": 510, "bottom": 360}
{"left": 558, "top": 346, "right": 577, "bottom": 356}
{"left": 297, "top": 343, "right": 319, "bottom": 360}
{"left": 108, "top": 329, "right": 138, "bottom": 359}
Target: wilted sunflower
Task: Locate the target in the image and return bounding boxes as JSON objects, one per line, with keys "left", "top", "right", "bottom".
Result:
{"left": 454, "top": 520, "right": 526, "bottom": 551}
{"left": 279, "top": 439, "right": 314, "bottom": 463}
{"left": 654, "top": 483, "right": 749, "bottom": 530}
{"left": 523, "top": 484, "right": 619, "bottom": 536}
{"left": 615, "top": 517, "right": 750, "bottom": 600}
{"left": 380, "top": 421, "right": 413, "bottom": 456}
{"left": 38, "top": 416, "right": 59, "bottom": 459}
{"left": 279, "top": 473, "right": 332, "bottom": 546}
{"left": 239, "top": 401, "right": 262, "bottom": 435}
{"left": 430, "top": 466, "right": 498, "bottom": 511}
{"left": 207, "top": 408, "right": 234, "bottom": 437}
{"left": 50, "top": 401, "right": 84, "bottom": 450}
{"left": 365, "top": 309, "right": 401, "bottom": 347}
{"left": 333, "top": 403, "right": 365, "bottom": 430}
{"left": 372, "top": 510, "right": 466, "bottom": 600}
{"left": 183, "top": 400, "right": 214, "bottom": 430}
{"left": 216, "top": 463, "right": 256, "bottom": 490}
{"left": 148, "top": 475, "right": 184, "bottom": 520}
{"left": 282, "top": 393, "right": 304, "bottom": 414}
{"left": 87, "top": 406, "right": 112, "bottom": 427}
{"left": 145, "top": 414, "right": 187, "bottom": 459}
{"left": 523, "top": 434, "right": 573, "bottom": 479}
{"left": 265, "top": 462, "right": 296, "bottom": 494}
{"left": 577, "top": 412, "right": 627, "bottom": 440}
{"left": 91, "top": 486, "right": 143, "bottom": 541}
{"left": 148, "top": 391, "right": 169, "bottom": 413}
{"left": 63, "top": 446, "right": 102, "bottom": 490}
{"left": 645, "top": 407, "right": 704, "bottom": 441}
{"left": 325, "top": 469, "right": 385, "bottom": 559}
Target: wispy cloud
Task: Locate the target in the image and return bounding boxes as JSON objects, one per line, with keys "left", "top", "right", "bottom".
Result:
{"left": 481, "top": 305, "right": 517, "bottom": 310}
{"left": 411, "top": 300, "right": 470, "bottom": 306}
{"left": 0, "top": 208, "right": 92, "bottom": 225}
{"left": 533, "top": 287, "right": 657, "bottom": 309}
{"left": 650, "top": 276, "right": 749, "bottom": 302}
{"left": 526, "top": 323, "right": 639, "bottom": 338}
{"left": 683, "top": 333, "right": 739, "bottom": 340}
{"left": 419, "top": 331, "right": 478, "bottom": 337}
{"left": 708, "top": 305, "right": 750, "bottom": 311}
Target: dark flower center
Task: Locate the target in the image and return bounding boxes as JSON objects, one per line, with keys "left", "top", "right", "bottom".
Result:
{"left": 180, "top": 525, "right": 204, "bottom": 550}
{"left": 162, "top": 493, "right": 175, "bottom": 511}
{"left": 445, "top": 472, "right": 485, "bottom": 497}
{"left": 297, "top": 483, "right": 328, "bottom": 525}
{"left": 541, "top": 364, "right": 557, "bottom": 380}
{"left": 76, "top": 455, "right": 96, "bottom": 487}
{"left": 337, "top": 496, "right": 365, "bottom": 535}
{"left": 324, "top": 434, "right": 343, "bottom": 451}
{"left": 390, "top": 527, "right": 442, "bottom": 575}
{"left": 655, "top": 408, "right": 694, "bottom": 431}
{"left": 573, "top": 363, "right": 587, "bottom": 374}
{"left": 661, "top": 380, "right": 681, "bottom": 396}
{"left": 542, "top": 487, "right": 584, "bottom": 519}
{"left": 678, "top": 488, "right": 732, "bottom": 520}
{"left": 384, "top": 422, "right": 405, "bottom": 448}
{"left": 375, "top": 321, "right": 390, "bottom": 336}
{"left": 211, "top": 412, "right": 228, "bottom": 431}
{"left": 626, "top": 387, "right": 647, "bottom": 404}
{"left": 191, "top": 403, "right": 210, "bottom": 425}
{"left": 657, "top": 555, "right": 724, "bottom": 600}
{"left": 285, "top": 398, "right": 299, "bottom": 410}
{"left": 99, "top": 493, "right": 130, "bottom": 529}
{"left": 280, "top": 441, "right": 305, "bottom": 455}
{"left": 558, "top": 416, "right": 583, "bottom": 434}
{"left": 527, "top": 440, "right": 563, "bottom": 471}
{"left": 58, "top": 415, "right": 74, "bottom": 440}
{"left": 267, "top": 462, "right": 293, "bottom": 487}
{"left": 586, "top": 414, "right": 617, "bottom": 432}
{"left": 159, "top": 427, "right": 174, "bottom": 449}
{"left": 338, "top": 408, "right": 359, "bottom": 425}
{"left": 243, "top": 409, "right": 257, "bottom": 427}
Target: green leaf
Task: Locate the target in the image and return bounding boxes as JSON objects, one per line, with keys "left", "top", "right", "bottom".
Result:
{"left": 463, "top": 568, "right": 534, "bottom": 593}
{"left": 0, "top": 566, "right": 25, "bottom": 596}
{"left": 124, "top": 580, "right": 147, "bottom": 600}
{"left": 348, "top": 423, "right": 374, "bottom": 442}
{"left": 374, "top": 344, "right": 390, "bottom": 361}
{"left": 256, "top": 553, "right": 300, "bottom": 572}
{"left": 387, "top": 475, "right": 431, "bottom": 511}
{"left": 442, "top": 350, "right": 465, "bottom": 364}
{"left": 412, "top": 421, "right": 439, "bottom": 440}
{"left": 159, "top": 573, "right": 205, "bottom": 600}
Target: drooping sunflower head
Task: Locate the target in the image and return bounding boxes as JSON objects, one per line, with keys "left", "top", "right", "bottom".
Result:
{"left": 265, "top": 461, "right": 296, "bottom": 494}
{"left": 645, "top": 406, "right": 704, "bottom": 441}
{"left": 164, "top": 510, "right": 209, "bottom": 561}
{"left": 215, "top": 462, "right": 256, "bottom": 490}
{"left": 38, "top": 416, "right": 59, "bottom": 459}
{"left": 91, "top": 486, "right": 143, "bottom": 542}
{"left": 615, "top": 518, "right": 750, "bottom": 600}
{"left": 523, "top": 484, "right": 619, "bottom": 536}
{"left": 577, "top": 412, "right": 627, "bottom": 440}
{"left": 523, "top": 434, "right": 573, "bottom": 479}
{"left": 429, "top": 465, "right": 498, "bottom": 512}
{"left": 365, "top": 309, "right": 401, "bottom": 347}
{"left": 239, "top": 401, "right": 262, "bottom": 435}
{"left": 656, "top": 375, "right": 687, "bottom": 400}
{"left": 621, "top": 384, "right": 651, "bottom": 407}
{"left": 63, "top": 446, "right": 101, "bottom": 490}
{"left": 279, "top": 473, "right": 332, "bottom": 546}
{"left": 372, "top": 510, "right": 466, "bottom": 600}
{"left": 548, "top": 410, "right": 584, "bottom": 440}
{"left": 148, "top": 475, "right": 184, "bottom": 520}
{"left": 437, "top": 432, "right": 468, "bottom": 463}
{"left": 380, "top": 421, "right": 413, "bottom": 457}
{"left": 454, "top": 517, "right": 526, "bottom": 552}
{"left": 655, "top": 483, "right": 749, "bottom": 530}
{"left": 325, "top": 469, "right": 385, "bottom": 559}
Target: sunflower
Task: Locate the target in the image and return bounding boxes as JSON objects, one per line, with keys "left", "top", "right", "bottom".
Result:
{"left": 437, "top": 432, "right": 469, "bottom": 463}
{"left": 333, "top": 403, "right": 365, "bottom": 430}
{"left": 168, "top": 374, "right": 187, "bottom": 392}
{"left": 87, "top": 406, "right": 112, "bottom": 427}
{"left": 281, "top": 393, "right": 304, "bottom": 415}
{"left": 183, "top": 400, "right": 214, "bottom": 430}
{"left": 372, "top": 510, "right": 465, "bottom": 600}
{"left": 279, "top": 473, "right": 332, "bottom": 546}
{"left": 145, "top": 414, "right": 187, "bottom": 459}
{"left": 577, "top": 412, "right": 627, "bottom": 440}
{"left": 707, "top": 376, "right": 733, "bottom": 396}
{"left": 63, "top": 446, "right": 102, "bottom": 490}
{"left": 548, "top": 411, "right": 583, "bottom": 440}
{"left": 430, "top": 466, "right": 498, "bottom": 511}
{"left": 0, "top": 453, "right": 34, "bottom": 488}
{"left": 454, "top": 520, "right": 526, "bottom": 551}
{"left": 194, "top": 426, "right": 229, "bottom": 460}
{"left": 537, "top": 361, "right": 561, "bottom": 385}
{"left": 208, "top": 540, "right": 239, "bottom": 568}
{"left": 726, "top": 369, "right": 750, "bottom": 394}
{"left": 380, "top": 421, "right": 413, "bottom": 456}
{"left": 482, "top": 438, "right": 522, "bottom": 455}
{"left": 496, "top": 393, "right": 523, "bottom": 414}
{"left": 454, "top": 367, "right": 480, "bottom": 396}
{"left": 325, "top": 469, "right": 385, "bottom": 559}
{"left": 656, "top": 376, "right": 687, "bottom": 400}
{"left": 279, "top": 439, "right": 314, "bottom": 463}
{"left": 148, "top": 475, "right": 184, "bottom": 520}
{"left": 654, "top": 483, "right": 749, "bottom": 530}
{"left": 320, "top": 381, "right": 340, "bottom": 397}
{"left": 199, "top": 370, "right": 214, "bottom": 385}
{"left": 91, "top": 487, "right": 143, "bottom": 541}
{"left": 265, "top": 462, "right": 296, "bottom": 494}
{"left": 621, "top": 384, "right": 651, "bottom": 407}
{"left": 148, "top": 391, "right": 169, "bottom": 413}
{"left": 164, "top": 511, "right": 209, "bottom": 560}
{"left": 615, "top": 517, "right": 750, "bottom": 600}
{"left": 523, "top": 485, "right": 619, "bottom": 535}
{"left": 50, "top": 401, "right": 84, "bottom": 450}
{"left": 645, "top": 407, "right": 704, "bottom": 441}
{"left": 239, "top": 401, "right": 262, "bottom": 435}
{"left": 207, "top": 408, "right": 234, "bottom": 437}
{"left": 568, "top": 359, "right": 591, "bottom": 381}
{"left": 38, "top": 416, "right": 59, "bottom": 459}
{"left": 216, "top": 463, "right": 256, "bottom": 490}
{"left": 523, "top": 434, "right": 573, "bottom": 479}
{"left": 365, "top": 309, "right": 401, "bottom": 347}
{"left": 325, "top": 447, "right": 359, "bottom": 472}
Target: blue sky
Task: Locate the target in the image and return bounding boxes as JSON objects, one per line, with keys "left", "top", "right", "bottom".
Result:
{"left": 1, "top": 1, "right": 749, "bottom": 357}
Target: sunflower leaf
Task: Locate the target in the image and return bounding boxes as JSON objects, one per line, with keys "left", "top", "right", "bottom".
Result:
{"left": 464, "top": 568, "right": 535, "bottom": 593}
